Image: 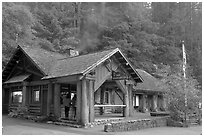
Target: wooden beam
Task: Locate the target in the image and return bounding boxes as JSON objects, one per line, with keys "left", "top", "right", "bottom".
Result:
{"left": 94, "top": 72, "right": 111, "bottom": 91}
{"left": 28, "top": 80, "right": 49, "bottom": 86}
{"left": 94, "top": 104, "right": 126, "bottom": 107}
{"left": 3, "top": 83, "right": 22, "bottom": 88}
{"left": 85, "top": 74, "right": 96, "bottom": 80}
{"left": 114, "top": 90, "right": 123, "bottom": 102}
{"left": 17, "top": 66, "right": 44, "bottom": 77}
{"left": 56, "top": 75, "right": 81, "bottom": 83}
{"left": 82, "top": 48, "right": 120, "bottom": 75}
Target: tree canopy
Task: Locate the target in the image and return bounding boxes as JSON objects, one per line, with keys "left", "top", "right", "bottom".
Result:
{"left": 2, "top": 2, "right": 202, "bottom": 87}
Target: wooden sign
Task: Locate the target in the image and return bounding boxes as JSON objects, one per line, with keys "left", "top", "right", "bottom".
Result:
{"left": 112, "top": 71, "right": 128, "bottom": 80}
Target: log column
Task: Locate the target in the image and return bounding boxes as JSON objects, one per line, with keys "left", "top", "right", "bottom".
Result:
{"left": 88, "top": 80, "right": 95, "bottom": 123}
{"left": 161, "top": 95, "right": 167, "bottom": 111}
{"left": 141, "top": 94, "right": 147, "bottom": 113}
{"left": 54, "top": 83, "right": 61, "bottom": 118}
{"left": 2, "top": 87, "right": 5, "bottom": 113}
{"left": 123, "top": 87, "right": 129, "bottom": 117}
{"left": 2, "top": 87, "right": 5, "bottom": 105}
{"left": 47, "top": 83, "right": 52, "bottom": 116}
{"left": 128, "top": 84, "right": 133, "bottom": 116}
{"left": 81, "top": 79, "right": 89, "bottom": 125}
{"left": 22, "top": 82, "right": 28, "bottom": 106}
{"left": 100, "top": 87, "right": 104, "bottom": 115}
{"left": 76, "top": 81, "right": 82, "bottom": 123}
{"left": 152, "top": 94, "right": 158, "bottom": 112}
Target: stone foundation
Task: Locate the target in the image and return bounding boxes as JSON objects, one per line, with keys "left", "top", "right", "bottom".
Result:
{"left": 104, "top": 116, "right": 169, "bottom": 132}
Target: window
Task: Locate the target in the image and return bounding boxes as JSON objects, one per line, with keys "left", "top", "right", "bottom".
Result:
{"left": 104, "top": 91, "right": 109, "bottom": 104}
{"left": 34, "top": 90, "right": 40, "bottom": 102}
{"left": 133, "top": 95, "right": 139, "bottom": 107}
{"left": 31, "top": 86, "right": 40, "bottom": 103}
{"left": 12, "top": 91, "right": 22, "bottom": 103}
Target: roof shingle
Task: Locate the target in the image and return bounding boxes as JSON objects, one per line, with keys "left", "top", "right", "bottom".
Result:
{"left": 44, "top": 49, "right": 115, "bottom": 79}
{"left": 20, "top": 45, "right": 115, "bottom": 79}
{"left": 135, "top": 69, "right": 163, "bottom": 92}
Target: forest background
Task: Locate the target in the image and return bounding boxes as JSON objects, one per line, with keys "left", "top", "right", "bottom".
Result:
{"left": 2, "top": 2, "right": 202, "bottom": 117}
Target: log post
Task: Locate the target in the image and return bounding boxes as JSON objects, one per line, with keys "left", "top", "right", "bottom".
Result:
{"left": 54, "top": 83, "right": 61, "bottom": 118}
{"left": 2, "top": 87, "right": 5, "bottom": 105}
{"left": 89, "top": 80, "right": 95, "bottom": 123}
{"left": 161, "top": 94, "right": 167, "bottom": 111}
{"left": 76, "top": 80, "right": 82, "bottom": 123}
{"left": 123, "top": 87, "right": 129, "bottom": 117}
{"left": 128, "top": 84, "right": 133, "bottom": 116}
{"left": 47, "top": 83, "right": 52, "bottom": 116}
{"left": 141, "top": 94, "right": 147, "bottom": 113}
{"left": 2, "top": 87, "right": 5, "bottom": 113}
{"left": 81, "top": 79, "right": 89, "bottom": 125}
{"left": 22, "top": 82, "right": 28, "bottom": 106}
{"left": 100, "top": 87, "right": 104, "bottom": 115}
{"left": 9, "top": 88, "right": 12, "bottom": 105}
{"left": 152, "top": 94, "right": 158, "bottom": 112}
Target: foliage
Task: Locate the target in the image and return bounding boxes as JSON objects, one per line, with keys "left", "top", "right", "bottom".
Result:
{"left": 8, "top": 105, "right": 28, "bottom": 117}
{"left": 2, "top": 2, "right": 202, "bottom": 85}
{"left": 156, "top": 64, "right": 201, "bottom": 121}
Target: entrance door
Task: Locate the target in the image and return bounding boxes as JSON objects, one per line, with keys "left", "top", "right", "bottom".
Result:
{"left": 60, "top": 84, "right": 77, "bottom": 120}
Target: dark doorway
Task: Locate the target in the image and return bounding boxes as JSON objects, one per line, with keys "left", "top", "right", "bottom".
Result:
{"left": 60, "top": 84, "right": 77, "bottom": 121}
{"left": 3, "top": 88, "right": 10, "bottom": 114}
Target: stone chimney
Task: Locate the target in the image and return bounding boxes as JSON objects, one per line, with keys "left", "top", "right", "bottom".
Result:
{"left": 67, "top": 47, "right": 79, "bottom": 57}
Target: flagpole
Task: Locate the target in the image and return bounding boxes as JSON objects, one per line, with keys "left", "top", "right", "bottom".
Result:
{"left": 182, "top": 40, "right": 187, "bottom": 125}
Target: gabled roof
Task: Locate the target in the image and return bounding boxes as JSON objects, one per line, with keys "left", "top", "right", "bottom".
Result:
{"left": 3, "top": 45, "right": 143, "bottom": 83}
{"left": 4, "top": 74, "right": 30, "bottom": 84}
{"left": 135, "top": 69, "right": 163, "bottom": 92}
{"left": 19, "top": 45, "right": 66, "bottom": 75}
{"left": 43, "top": 49, "right": 117, "bottom": 79}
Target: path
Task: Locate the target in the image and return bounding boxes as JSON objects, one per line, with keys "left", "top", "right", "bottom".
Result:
{"left": 2, "top": 115, "right": 202, "bottom": 135}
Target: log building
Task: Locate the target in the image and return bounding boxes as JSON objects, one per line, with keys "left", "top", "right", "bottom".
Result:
{"left": 2, "top": 45, "right": 166, "bottom": 125}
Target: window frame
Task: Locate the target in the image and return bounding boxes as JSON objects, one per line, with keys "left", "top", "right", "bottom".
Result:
{"left": 104, "top": 91, "right": 110, "bottom": 104}
{"left": 31, "top": 85, "right": 41, "bottom": 104}
{"left": 11, "top": 86, "right": 23, "bottom": 104}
